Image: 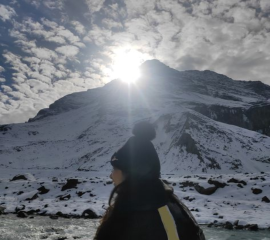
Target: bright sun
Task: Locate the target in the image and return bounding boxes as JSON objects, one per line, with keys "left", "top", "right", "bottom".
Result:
{"left": 111, "top": 49, "right": 144, "bottom": 83}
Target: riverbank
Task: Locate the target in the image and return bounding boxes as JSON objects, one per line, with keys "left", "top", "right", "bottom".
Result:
{"left": 0, "top": 169, "right": 270, "bottom": 229}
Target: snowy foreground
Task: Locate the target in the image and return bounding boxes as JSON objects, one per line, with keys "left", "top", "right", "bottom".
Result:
{"left": 0, "top": 169, "right": 269, "bottom": 229}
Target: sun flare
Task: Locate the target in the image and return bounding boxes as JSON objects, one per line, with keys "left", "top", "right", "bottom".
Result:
{"left": 111, "top": 49, "right": 144, "bottom": 83}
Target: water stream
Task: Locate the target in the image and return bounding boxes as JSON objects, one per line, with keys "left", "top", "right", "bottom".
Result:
{"left": 0, "top": 215, "right": 269, "bottom": 240}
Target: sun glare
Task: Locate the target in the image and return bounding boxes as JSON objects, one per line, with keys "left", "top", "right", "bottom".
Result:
{"left": 112, "top": 49, "right": 143, "bottom": 83}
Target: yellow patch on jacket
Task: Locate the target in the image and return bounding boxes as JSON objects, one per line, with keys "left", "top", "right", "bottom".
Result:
{"left": 158, "top": 205, "right": 180, "bottom": 240}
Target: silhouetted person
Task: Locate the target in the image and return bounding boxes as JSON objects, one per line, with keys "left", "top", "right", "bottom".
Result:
{"left": 94, "top": 121, "right": 205, "bottom": 240}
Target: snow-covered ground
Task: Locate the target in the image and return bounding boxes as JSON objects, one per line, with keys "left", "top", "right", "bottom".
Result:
{"left": 0, "top": 169, "right": 269, "bottom": 229}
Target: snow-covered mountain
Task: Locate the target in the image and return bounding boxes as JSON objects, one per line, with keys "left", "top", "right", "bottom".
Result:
{"left": 1, "top": 59, "right": 270, "bottom": 174}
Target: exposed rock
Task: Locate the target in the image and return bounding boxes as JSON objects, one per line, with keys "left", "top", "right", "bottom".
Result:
{"left": 224, "top": 221, "right": 233, "bottom": 230}
{"left": 227, "top": 178, "right": 247, "bottom": 185}
{"left": 252, "top": 188, "right": 263, "bottom": 195}
{"left": 81, "top": 209, "right": 98, "bottom": 219}
{"left": 180, "top": 181, "right": 195, "bottom": 188}
{"left": 76, "top": 191, "right": 85, "bottom": 197}
{"left": 208, "top": 179, "right": 227, "bottom": 188}
{"left": 61, "top": 179, "right": 80, "bottom": 191}
{"left": 237, "top": 184, "right": 243, "bottom": 188}
{"left": 194, "top": 184, "right": 218, "bottom": 195}
{"left": 15, "top": 205, "right": 25, "bottom": 213}
{"left": 0, "top": 206, "right": 5, "bottom": 215}
{"left": 262, "top": 196, "right": 270, "bottom": 203}
{"left": 17, "top": 211, "right": 28, "bottom": 218}
{"left": 247, "top": 224, "right": 258, "bottom": 231}
{"left": 26, "top": 193, "right": 39, "bottom": 201}
{"left": 233, "top": 220, "right": 239, "bottom": 226}
{"left": 52, "top": 177, "right": 58, "bottom": 182}
{"left": 10, "top": 175, "right": 27, "bottom": 181}
{"left": 38, "top": 186, "right": 50, "bottom": 194}
{"left": 50, "top": 215, "right": 59, "bottom": 220}
{"left": 59, "top": 194, "right": 71, "bottom": 201}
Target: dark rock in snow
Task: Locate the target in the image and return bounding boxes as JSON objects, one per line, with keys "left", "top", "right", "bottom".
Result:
{"left": 233, "top": 220, "right": 239, "bottom": 226}
{"left": 61, "top": 179, "right": 80, "bottom": 191}
{"left": 180, "top": 181, "right": 195, "bottom": 187}
{"left": 76, "top": 191, "right": 85, "bottom": 197}
{"left": 17, "top": 211, "right": 28, "bottom": 218}
{"left": 247, "top": 224, "right": 259, "bottom": 231}
{"left": 59, "top": 194, "right": 71, "bottom": 201}
{"left": 50, "top": 215, "right": 59, "bottom": 220}
{"left": 227, "top": 178, "right": 247, "bottom": 185}
{"left": 194, "top": 184, "right": 218, "bottom": 195}
{"left": 252, "top": 188, "right": 263, "bottom": 194}
{"left": 82, "top": 209, "right": 98, "bottom": 219}
{"left": 0, "top": 206, "right": 5, "bottom": 215}
{"left": 208, "top": 179, "right": 227, "bottom": 188}
{"left": 52, "top": 177, "right": 58, "bottom": 182}
{"left": 262, "top": 196, "right": 270, "bottom": 203}
{"left": 26, "top": 193, "right": 39, "bottom": 201}
{"left": 15, "top": 205, "right": 25, "bottom": 213}
{"left": 10, "top": 175, "right": 27, "bottom": 181}
{"left": 38, "top": 186, "right": 50, "bottom": 194}
{"left": 224, "top": 221, "right": 233, "bottom": 230}
{"left": 237, "top": 184, "right": 243, "bottom": 188}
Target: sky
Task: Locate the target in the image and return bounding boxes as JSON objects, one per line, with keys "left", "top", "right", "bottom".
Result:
{"left": 0, "top": 0, "right": 270, "bottom": 124}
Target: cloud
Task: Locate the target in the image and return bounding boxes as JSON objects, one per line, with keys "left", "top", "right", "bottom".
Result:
{"left": 71, "top": 21, "right": 86, "bottom": 35}
{"left": 0, "top": 66, "right": 5, "bottom": 72}
{"left": 85, "top": 0, "right": 106, "bottom": 14}
{"left": 55, "top": 45, "right": 80, "bottom": 57}
{"left": 0, "top": 4, "right": 16, "bottom": 22}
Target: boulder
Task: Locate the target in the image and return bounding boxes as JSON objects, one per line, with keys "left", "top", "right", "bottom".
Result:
{"left": 10, "top": 175, "right": 27, "bottom": 181}
{"left": 59, "top": 194, "right": 71, "bottom": 201}
{"left": 252, "top": 188, "right": 262, "bottom": 195}
{"left": 81, "top": 209, "right": 98, "bottom": 219}
{"left": 15, "top": 205, "right": 25, "bottom": 213}
{"left": 247, "top": 224, "right": 258, "bottom": 231}
{"left": 208, "top": 179, "right": 227, "bottom": 188}
{"left": 194, "top": 184, "right": 218, "bottom": 195}
{"left": 262, "top": 196, "right": 270, "bottom": 203}
{"left": 224, "top": 222, "right": 233, "bottom": 230}
{"left": 26, "top": 193, "right": 39, "bottom": 201}
{"left": 10, "top": 173, "right": 36, "bottom": 181}
{"left": 233, "top": 220, "right": 239, "bottom": 226}
{"left": 0, "top": 206, "right": 5, "bottom": 215}
{"left": 61, "top": 179, "right": 80, "bottom": 191}
{"left": 17, "top": 211, "right": 28, "bottom": 218}
{"left": 227, "top": 178, "right": 247, "bottom": 185}
{"left": 38, "top": 186, "right": 50, "bottom": 194}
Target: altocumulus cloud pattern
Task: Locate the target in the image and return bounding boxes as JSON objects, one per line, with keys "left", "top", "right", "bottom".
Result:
{"left": 0, "top": 0, "right": 270, "bottom": 124}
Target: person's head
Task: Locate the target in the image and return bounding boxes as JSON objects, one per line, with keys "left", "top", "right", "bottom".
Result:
{"left": 110, "top": 121, "right": 160, "bottom": 184}
{"left": 110, "top": 166, "right": 126, "bottom": 186}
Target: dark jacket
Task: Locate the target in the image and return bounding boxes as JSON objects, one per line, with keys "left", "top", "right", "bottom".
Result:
{"left": 94, "top": 179, "right": 205, "bottom": 240}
